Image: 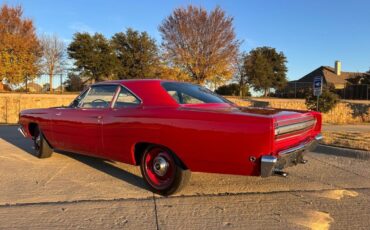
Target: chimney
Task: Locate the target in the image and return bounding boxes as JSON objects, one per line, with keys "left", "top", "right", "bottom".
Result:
{"left": 335, "top": 60, "right": 341, "bottom": 76}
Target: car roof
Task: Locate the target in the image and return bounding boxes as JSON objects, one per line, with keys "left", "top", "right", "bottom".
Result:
{"left": 93, "top": 79, "right": 180, "bottom": 107}
{"left": 94, "top": 79, "right": 175, "bottom": 85}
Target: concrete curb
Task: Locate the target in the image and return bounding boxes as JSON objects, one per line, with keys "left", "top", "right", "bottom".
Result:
{"left": 315, "top": 144, "right": 370, "bottom": 161}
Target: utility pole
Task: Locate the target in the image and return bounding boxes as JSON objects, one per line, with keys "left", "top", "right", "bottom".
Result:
{"left": 313, "top": 76, "right": 323, "bottom": 111}
{"left": 294, "top": 82, "right": 297, "bottom": 98}
{"left": 60, "top": 74, "right": 63, "bottom": 94}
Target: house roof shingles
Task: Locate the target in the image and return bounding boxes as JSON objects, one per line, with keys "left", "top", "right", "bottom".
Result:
{"left": 296, "top": 66, "right": 369, "bottom": 85}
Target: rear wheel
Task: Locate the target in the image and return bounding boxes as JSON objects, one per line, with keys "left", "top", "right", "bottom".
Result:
{"left": 140, "top": 145, "right": 190, "bottom": 195}
{"left": 33, "top": 126, "right": 53, "bottom": 158}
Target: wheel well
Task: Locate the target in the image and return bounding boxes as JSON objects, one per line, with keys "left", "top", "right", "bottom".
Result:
{"left": 28, "top": 123, "right": 39, "bottom": 137}
{"left": 134, "top": 142, "right": 188, "bottom": 170}
{"left": 134, "top": 142, "right": 150, "bottom": 165}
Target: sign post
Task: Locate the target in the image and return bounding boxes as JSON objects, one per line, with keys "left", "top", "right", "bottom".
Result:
{"left": 313, "top": 76, "right": 323, "bottom": 111}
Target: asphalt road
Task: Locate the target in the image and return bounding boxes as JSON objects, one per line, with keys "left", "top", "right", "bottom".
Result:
{"left": 0, "top": 125, "right": 369, "bottom": 229}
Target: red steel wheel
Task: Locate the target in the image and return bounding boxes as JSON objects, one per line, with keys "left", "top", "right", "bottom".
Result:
{"left": 140, "top": 145, "right": 191, "bottom": 195}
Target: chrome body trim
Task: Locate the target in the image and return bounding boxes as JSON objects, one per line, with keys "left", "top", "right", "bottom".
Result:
{"left": 111, "top": 85, "right": 143, "bottom": 108}
{"left": 315, "top": 133, "right": 323, "bottom": 141}
{"left": 275, "top": 119, "right": 316, "bottom": 136}
{"left": 260, "top": 133, "right": 322, "bottom": 177}
{"left": 278, "top": 142, "right": 306, "bottom": 156}
{"left": 260, "top": 156, "right": 277, "bottom": 177}
{"left": 18, "top": 127, "right": 27, "bottom": 138}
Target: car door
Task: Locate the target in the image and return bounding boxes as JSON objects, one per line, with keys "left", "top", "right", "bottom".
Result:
{"left": 101, "top": 86, "right": 143, "bottom": 162}
{"left": 51, "top": 84, "right": 118, "bottom": 157}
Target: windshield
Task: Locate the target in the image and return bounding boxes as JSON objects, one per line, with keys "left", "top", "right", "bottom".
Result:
{"left": 162, "top": 82, "right": 231, "bottom": 105}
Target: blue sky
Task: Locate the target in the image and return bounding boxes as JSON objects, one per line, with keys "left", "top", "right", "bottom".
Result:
{"left": 4, "top": 0, "right": 370, "bottom": 80}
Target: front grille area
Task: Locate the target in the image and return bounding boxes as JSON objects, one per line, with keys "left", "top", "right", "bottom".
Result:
{"left": 275, "top": 118, "right": 316, "bottom": 138}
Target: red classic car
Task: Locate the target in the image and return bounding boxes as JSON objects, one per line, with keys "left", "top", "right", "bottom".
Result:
{"left": 18, "top": 80, "right": 322, "bottom": 195}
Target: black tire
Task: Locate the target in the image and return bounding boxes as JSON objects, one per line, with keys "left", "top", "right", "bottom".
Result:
{"left": 140, "top": 145, "right": 191, "bottom": 196}
{"left": 33, "top": 126, "right": 53, "bottom": 158}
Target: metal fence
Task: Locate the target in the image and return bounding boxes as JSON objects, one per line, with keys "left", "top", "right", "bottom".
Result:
{"left": 22, "top": 73, "right": 68, "bottom": 93}
{"left": 1, "top": 75, "right": 370, "bottom": 100}
{"left": 338, "top": 84, "right": 370, "bottom": 100}
{"left": 276, "top": 82, "right": 313, "bottom": 98}
{"left": 0, "top": 71, "right": 80, "bottom": 94}
{"left": 277, "top": 82, "right": 370, "bottom": 100}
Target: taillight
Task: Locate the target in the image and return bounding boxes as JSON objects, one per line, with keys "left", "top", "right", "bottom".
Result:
{"left": 275, "top": 118, "right": 316, "bottom": 138}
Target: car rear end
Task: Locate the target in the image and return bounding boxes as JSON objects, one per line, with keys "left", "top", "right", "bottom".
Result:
{"left": 260, "top": 110, "right": 322, "bottom": 177}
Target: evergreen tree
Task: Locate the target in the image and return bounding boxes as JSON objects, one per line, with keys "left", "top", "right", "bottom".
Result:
{"left": 68, "top": 33, "right": 118, "bottom": 83}
{"left": 111, "top": 28, "right": 160, "bottom": 79}
{"left": 244, "top": 47, "right": 288, "bottom": 96}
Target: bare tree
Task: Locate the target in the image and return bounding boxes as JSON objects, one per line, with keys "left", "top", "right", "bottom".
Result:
{"left": 159, "top": 5, "right": 240, "bottom": 84}
{"left": 40, "top": 34, "right": 65, "bottom": 92}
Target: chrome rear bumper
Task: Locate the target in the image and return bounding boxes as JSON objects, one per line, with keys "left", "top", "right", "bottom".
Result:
{"left": 260, "top": 133, "right": 322, "bottom": 177}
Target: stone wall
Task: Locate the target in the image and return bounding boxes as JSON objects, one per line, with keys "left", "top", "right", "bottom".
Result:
{"left": 228, "top": 97, "right": 370, "bottom": 124}
{"left": 0, "top": 93, "right": 369, "bottom": 124}
{"left": 0, "top": 93, "right": 77, "bottom": 124}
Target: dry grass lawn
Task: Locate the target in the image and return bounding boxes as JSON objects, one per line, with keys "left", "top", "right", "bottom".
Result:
{"left": 322, "top": 131, "right": 370, "bottom": 151}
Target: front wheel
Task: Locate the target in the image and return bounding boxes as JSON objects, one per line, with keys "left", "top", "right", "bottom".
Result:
{"left": 140, "top": 146, "right": 191, "bottom": 196}
{"left": 34, "top": 127, "right": 53, "bottom": 158}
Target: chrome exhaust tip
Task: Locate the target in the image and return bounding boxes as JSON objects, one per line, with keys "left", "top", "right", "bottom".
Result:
{"left": 274, "top": 169, "right": 288, "bottom": 177}
{"left": 315, "top": 133, "right": 323, "bottom": 141}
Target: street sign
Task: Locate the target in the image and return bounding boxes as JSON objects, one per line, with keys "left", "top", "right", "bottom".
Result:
{"left": 313, "top": 76, "right": 323, "bottom": 96}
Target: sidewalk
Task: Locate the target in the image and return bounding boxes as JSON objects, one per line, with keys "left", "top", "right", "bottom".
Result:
{"left": 323, "top": 124, "right": 370, "bottom": 132}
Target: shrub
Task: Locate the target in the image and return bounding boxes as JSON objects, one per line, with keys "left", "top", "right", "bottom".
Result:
{"left": 305, "top": 87, "right": 339, "bottom": 113}
{"left": 215, "top": 83, "right": 250, "bottom": 97}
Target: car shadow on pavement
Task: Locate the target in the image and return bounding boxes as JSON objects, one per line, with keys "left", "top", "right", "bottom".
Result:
{"left": 59, "top": 151, "right": 149, "bottom": 191}
{"left": 0, "top": 125, "right": 36, "bottom": 155}
{"left": 1, "top": 125, "right": 149, "bottom": 191}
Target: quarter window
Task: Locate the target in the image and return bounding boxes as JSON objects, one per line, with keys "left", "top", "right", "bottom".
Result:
{"left": 162, "top": 82, "right": 230, "bottom": 104}
{"left": 114, "top": 86, "right": 141, "bottom": 108}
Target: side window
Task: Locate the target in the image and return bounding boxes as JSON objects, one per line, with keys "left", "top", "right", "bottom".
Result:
{"left": 182, "top": 93, "right": 204, "bottom": 104}
{"left": 70, "top": 88, "right": 89, "bottom": 108}
{"left": 167, "top": 90, "right": 180, "bottom": 103}
{"left": 114, "top": 86, "right": 141, "bottom": 108}
{"left": 80, "top": 85, "right": 117, "bottom": 108}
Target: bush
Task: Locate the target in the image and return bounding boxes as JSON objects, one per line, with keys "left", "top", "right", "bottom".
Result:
{"left": 305, "top": 87, "right": 339, "bottom": 113}
{"left": 64, "top": 73, "right": 84, "bottom": 92}
{"left": 215, "top": 83, "right": 250, "bottom": 97}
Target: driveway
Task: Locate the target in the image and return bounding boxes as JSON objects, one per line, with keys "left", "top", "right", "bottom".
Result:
{"left": 0, "top": 125, "right": 369, "bottom": 229}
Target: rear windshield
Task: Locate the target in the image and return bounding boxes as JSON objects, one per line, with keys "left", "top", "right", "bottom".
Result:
{"left": 162, "top": 82, "right": 230, "bottom": 104}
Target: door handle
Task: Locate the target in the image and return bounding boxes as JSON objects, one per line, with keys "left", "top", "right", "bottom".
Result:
{"left": 56, "top": 112, "right": 62, "bottom": 116}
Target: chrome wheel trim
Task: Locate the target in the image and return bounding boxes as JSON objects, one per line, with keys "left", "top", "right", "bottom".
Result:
{"left": 34, "top": 134, "right": 41, "bottom": 151}
{"left": 152, "top": 154, "right": 169, "bottom": 177}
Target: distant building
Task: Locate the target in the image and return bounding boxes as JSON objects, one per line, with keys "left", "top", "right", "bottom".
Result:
{"left": 294, "top": 61, "right": 369, "bottom": 89}
{"left": 26, "top": 82, "right": 43, "bottom": 93}
{"left": 280, "top": 61, "right": 370, "bottom": 99}
{"left": 0, "top": 82, "right": 11, "bottom": 92}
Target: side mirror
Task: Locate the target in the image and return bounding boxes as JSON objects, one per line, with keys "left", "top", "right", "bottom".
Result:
{"left": 71, "top": 99, "right": 80, "bottom": 108}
